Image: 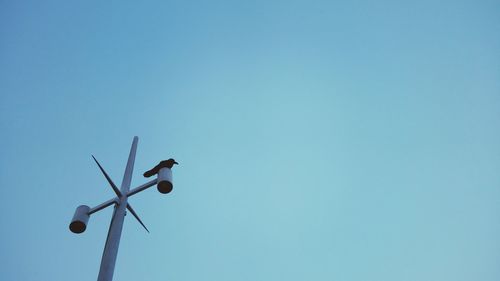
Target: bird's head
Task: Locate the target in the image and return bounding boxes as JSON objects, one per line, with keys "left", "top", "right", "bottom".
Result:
{"left": 168, "top": 158, "right": 179, "bottom": 165}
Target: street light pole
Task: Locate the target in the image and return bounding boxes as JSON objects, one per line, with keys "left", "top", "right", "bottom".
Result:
{"left": 97, "top": 136, "right": 136, "bottom": 281}
{"left": 69, "top": 136, "right": 176, "bottom": 281}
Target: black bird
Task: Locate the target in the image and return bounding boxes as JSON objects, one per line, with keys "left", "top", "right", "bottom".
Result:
{"left": 143, "top": 158, "right": 178, "bottom": 178}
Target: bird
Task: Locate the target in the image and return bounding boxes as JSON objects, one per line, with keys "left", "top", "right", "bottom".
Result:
{"left": 143, "top": 158, "right": 178, "bottom": 177}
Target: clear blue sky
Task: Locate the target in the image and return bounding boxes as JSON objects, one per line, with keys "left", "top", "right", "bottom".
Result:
{"left": 1, "top": 1, "right": 499, "bottom": 280}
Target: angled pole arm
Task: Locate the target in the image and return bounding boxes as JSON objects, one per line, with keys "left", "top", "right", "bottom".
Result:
{"left": 127, "top": 179, "right": 157, "bottom": 198}
{"left": 92, "top": 155, "right": 123, "bottom": 197}
{"left": 126, "top": 204, "right": 149, "bottom": 233}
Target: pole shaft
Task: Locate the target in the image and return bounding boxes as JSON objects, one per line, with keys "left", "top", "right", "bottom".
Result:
{"left": 97, "top": 137, "right": 139, "bottom": 281}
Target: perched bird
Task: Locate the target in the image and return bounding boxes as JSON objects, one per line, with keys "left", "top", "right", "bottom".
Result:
{"left": 143, "top": 158, "right": 178, "bottom": 177}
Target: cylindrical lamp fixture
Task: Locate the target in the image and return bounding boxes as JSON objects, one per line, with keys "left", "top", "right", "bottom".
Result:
{"left": 157, "top": 167, "right": 173, "bottom": 194}
{"left": 69, "top": 205, "right": 90, "bottom": 233}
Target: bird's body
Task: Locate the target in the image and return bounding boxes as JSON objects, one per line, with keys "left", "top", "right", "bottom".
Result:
{"left": 143, "top": 158, "right": 178, "bottom": 177}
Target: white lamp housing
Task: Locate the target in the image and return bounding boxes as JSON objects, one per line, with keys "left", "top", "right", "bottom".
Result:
{"left": 157, "top": 167, "right": 173, "bottom": 194}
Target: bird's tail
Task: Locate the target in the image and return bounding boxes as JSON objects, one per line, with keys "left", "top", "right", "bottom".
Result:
{"left": 143, "top": 169, "right": 155, "bottom": 178}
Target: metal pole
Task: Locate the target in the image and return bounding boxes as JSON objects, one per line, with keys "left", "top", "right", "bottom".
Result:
{"left": 97, "top": 136, "right": 138, "bottom": 281}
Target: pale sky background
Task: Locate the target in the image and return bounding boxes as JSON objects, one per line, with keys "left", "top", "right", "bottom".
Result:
{"left": 1, "top": 1, "right": 499, "bottom": 281}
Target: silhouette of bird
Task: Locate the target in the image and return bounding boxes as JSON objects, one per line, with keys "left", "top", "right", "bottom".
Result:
{"left": 143, "top": 158, "right": 178, "bottom": 178}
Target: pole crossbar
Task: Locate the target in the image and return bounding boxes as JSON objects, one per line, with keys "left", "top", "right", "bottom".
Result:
{"left": 88, "top": 198, "right": 118, "bottom": 215}
{"left": 88, "top": 178, "right": 158, "bottom": 214}
{"left": 127, "top": 179, "right": 157, "bottom": 197}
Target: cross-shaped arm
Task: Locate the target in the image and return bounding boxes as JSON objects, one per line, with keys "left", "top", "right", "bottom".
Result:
{"left": 89, "top": 156, "right": 159, "bottom": 233}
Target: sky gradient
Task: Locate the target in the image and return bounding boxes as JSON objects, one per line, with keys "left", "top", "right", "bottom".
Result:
{"left": 1, "top": 1, "right": 499, "bottom": 280}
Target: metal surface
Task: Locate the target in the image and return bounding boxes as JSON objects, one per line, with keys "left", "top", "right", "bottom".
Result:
{"left": 126, "top": 204, "right": 149, "bottom": 233}
{"left": 157, "top": 167, "right": 173, "bottom": 194}
{"left": 70, "top": 205, "right": 90, "bottom": 233}
{"left": 127, "top": 179, "right": 157, "bottom": 197}
{"left": 92, "top": 155, "right": 123, "bottom": 197}
{"left": 88, "top": 198, "right": 118, "bottom": 215}
{"left": 97, "top": 136, "right": 137, "bottom": 281}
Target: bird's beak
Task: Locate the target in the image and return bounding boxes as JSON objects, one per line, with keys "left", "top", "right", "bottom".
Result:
{"left": 174, "top": 161, "right": 179, "bottom": 165}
